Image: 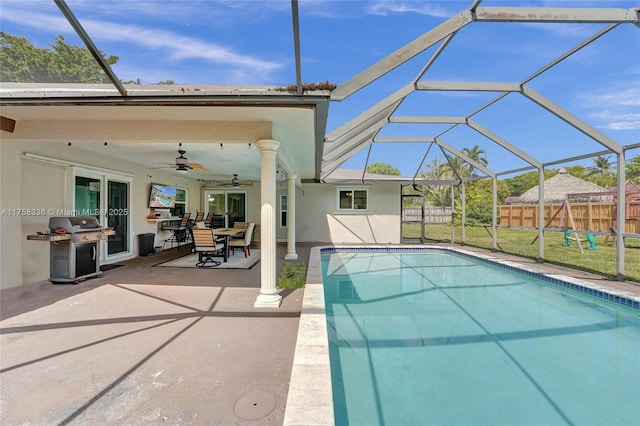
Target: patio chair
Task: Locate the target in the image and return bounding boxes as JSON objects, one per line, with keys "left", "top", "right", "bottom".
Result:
{"left": 211, "top": 214, "right": 225, "bottom": 228}
{"left": 192, "top": 228, "right": 226, "bottom": 267}
{"left": 162, "top": 212, "right": 191, "bottom": 250}
{"left": 228, "top": 222, "right": 255, "bottom": 258}
{"left": 204, "top": 212, "right": 214, "bottom": 227}
{"left": 231, "top": 221, "right": 249, "bottom": 240}
{"left": 192, "top": 211, "right": 205, "bottom": 225}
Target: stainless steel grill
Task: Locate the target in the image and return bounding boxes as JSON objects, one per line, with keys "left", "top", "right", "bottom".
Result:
{"left": 46, "top": 216, "right": 110, "bottom": 283}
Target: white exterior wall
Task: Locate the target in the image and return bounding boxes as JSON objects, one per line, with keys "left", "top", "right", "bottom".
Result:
{"left": 297, "top": 183, "right": 401, "bottom": 243}
{"left": 0, "top": 140, "right": 204, "bottom": 289}
{"left": 1, "top": 141, "right": 401, "bottom": 288}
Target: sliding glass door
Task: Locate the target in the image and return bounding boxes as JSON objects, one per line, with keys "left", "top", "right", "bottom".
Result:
{"left": 203, "top": 190, "right": 247, "bottom": 227}
{"left": 74, "top": 169, "right": 132, "bottom": 260}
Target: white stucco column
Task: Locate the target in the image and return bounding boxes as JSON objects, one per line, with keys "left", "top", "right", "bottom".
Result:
{"left": 255, "top": 139, "right": 282, "bottom": 308}
{"left": 284, "top": 174, "right": 298, "bottom": 260}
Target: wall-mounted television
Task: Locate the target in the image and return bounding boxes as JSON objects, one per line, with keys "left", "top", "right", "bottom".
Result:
{"left": 149, "top": 183, "right": 177, "bottom": 208}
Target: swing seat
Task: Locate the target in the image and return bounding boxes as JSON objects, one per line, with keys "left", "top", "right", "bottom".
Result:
{"left": 585, "top": 233, "right": 597, "bottom": 250}
{"left": 563, "top": 231, "right": 586, "bottom": 246}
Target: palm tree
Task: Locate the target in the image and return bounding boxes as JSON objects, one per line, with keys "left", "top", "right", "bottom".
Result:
{"left": 589, "top": 155, "right": 613, "bottom": 187}
{"left": 462, "top": 145, "right": 488, "bottom": 177}
{"left": 419, "top": 159, "right": 457, "bottom": 207}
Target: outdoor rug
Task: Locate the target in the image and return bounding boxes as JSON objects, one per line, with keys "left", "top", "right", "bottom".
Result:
{"left": 154, "top": 249, "right": 260, "bottom": 269}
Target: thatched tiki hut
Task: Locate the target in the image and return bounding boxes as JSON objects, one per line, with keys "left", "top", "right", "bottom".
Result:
{"left": 520, "top": 168, "right": 610, "bottom": 204}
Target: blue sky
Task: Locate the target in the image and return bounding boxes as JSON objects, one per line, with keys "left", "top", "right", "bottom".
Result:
{"left": 1, "top": 0, "right": 639, "bottom": 178}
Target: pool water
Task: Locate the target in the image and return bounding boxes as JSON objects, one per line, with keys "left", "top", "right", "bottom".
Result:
{"left": 322, "top": 250, "right": 640, "bottom": 426}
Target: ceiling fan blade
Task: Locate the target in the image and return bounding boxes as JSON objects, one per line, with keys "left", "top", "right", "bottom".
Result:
{"left": 149, "top": 163, "right": 175, "bottom": 169}
{"left": 187, "top": 162, "right": 211, "bottom": 173}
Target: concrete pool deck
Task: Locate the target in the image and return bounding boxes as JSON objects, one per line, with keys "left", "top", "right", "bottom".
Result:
{"left": 285, "top": 244, "right": 640, "bottom": 426}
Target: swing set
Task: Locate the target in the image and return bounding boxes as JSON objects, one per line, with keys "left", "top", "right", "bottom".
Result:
{"left": 531, "top": 198, "right": 596, "bottom": 254}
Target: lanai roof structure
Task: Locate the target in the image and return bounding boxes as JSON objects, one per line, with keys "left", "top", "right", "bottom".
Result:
{"left": 1, "top": 1, "right": 638, "bottom": 180}
{"left": 1, "top": 0, "right": 639, "bottom": 280}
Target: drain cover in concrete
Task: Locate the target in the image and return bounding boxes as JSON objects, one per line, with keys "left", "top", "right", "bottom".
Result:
{"left": 233, "top": 390, "right": 277, "bottom": 421}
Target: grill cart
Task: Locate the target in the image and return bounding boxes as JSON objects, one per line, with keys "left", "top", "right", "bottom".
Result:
{"left": 27, "top": 216, "right": 115, "bottom": 283}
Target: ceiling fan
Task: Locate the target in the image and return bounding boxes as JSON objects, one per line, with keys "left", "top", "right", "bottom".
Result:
{"left": 206, "top": 174, "right": 253, "bottom": 188}
{"left": 152, "top": 143, "right": 211, "bottom": 174}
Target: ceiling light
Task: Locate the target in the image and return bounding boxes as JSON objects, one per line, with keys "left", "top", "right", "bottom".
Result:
{"left": 176, "top": 165, "right": 189, "bottom": 174}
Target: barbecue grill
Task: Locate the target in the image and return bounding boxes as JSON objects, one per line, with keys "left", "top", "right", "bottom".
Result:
{"left": 27, "top": 216, "right": 113, "bottom": 283}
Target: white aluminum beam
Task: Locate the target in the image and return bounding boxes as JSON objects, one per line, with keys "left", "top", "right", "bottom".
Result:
{"left": 616, "top": 152, "right": 626, "bottom": 280}
{"left": 413, "top": 142, "right": 435, "bottom": 181}
{"left": 326, "top": 84, "right": 412, "bottom": 142}
{"left": 415, "top": 33, "right": 457, "bottom": 82}
{"left": 290, "top": 0, "right": 303, "bottom": 95}
{"left": 521, "top": 24, "right": 618, "bottom": 85}
{"left": 389, "top": 116, "right": 466, "bottom": 124}
{"left": 414, "top": 179, "right": 461, "bottom": 185}
{"left": 435, "top": 137, "right": 495, "bottom": 178}
{"left": 466, "top": 119, "right": 542, "bottom": 168}
{"left": 416, "top": 81, "right": 520, "bottom": 92}
{"left": 55, "top": 0, "right": 127, "bottom": 97}
{"left": 521, "top": 85, "right": 623, "bottom": 154}
{"left": 492, "top": 177, "right": 498, "bottom": 250}
{"left": 321, "top": 127, "right": 382, "bottom": 177}
{"left": 474, "top": 7, "right": 638, "bottom": 23}
{"left": 323, "top": 124, "right": 381, "bottom": 165}
{"left": 373, "top": 137, "right": 435, "bottom": 143}
{"left": 331, "top": 10, "right": 474, "bottom": 101}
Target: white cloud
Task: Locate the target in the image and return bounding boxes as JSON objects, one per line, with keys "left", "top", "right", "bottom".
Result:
{"left": 367, "top": 1, "right": 456, "bottom": 18}
{"left": 579, "top": 86, "right": 640, "bottom": 130}
{"left": 1, "top": 7, "right": 282, "bottom": 73}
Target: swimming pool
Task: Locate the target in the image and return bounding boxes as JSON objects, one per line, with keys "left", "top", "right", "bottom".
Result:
{"left": 319, "top": 248, "right": 640, "bottom": 426}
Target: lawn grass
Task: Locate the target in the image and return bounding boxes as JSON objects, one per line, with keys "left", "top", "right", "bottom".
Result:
{"left": 403, "top": 224, "right": 640, "bottom": 283}
{"left": 277, "top": 262, "right": 307, "bottom": 289}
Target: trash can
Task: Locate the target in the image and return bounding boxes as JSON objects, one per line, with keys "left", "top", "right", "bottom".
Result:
{"left": 138, "top": 233, "right": 155, "bottom": 256}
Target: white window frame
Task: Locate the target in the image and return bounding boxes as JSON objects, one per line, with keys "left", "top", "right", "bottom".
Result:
{"left": 336, "top": 187, "right": 369, "bottom": 211}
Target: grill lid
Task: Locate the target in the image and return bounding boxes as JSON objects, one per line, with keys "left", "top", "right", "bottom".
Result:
{"left": 49, "top": 216, "right": 102, "bottom": 233}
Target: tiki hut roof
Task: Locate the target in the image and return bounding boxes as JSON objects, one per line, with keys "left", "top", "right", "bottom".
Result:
{"left": 520, "top": 168, "right": 609, "bottom": 204}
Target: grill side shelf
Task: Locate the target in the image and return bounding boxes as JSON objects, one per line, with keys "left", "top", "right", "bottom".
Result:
{"left": 26, "top": 234, "right": 71, "bottom": 241}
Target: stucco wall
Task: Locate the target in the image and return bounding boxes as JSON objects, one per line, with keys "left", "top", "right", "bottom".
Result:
{"left": 0, "top": 140, "right": 205, "bottom": 288}
{"left": 1, "top": 140, "right": 401, "bottom": 288}
{"left": 297, "top": 183, "right": 401, "bottom": 243}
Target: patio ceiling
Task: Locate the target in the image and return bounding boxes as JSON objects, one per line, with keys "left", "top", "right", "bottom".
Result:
{"left": 0, "top": 1, "right": 639, "bottom": 184}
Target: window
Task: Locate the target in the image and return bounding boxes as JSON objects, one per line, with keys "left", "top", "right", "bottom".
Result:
{"left": 337, "top": 188, "right": 368, "bottom": 211}
{"left": 171, "top": 188, "right": 187, "bottom": 217}
{"left": 280, "top": 195, "right": 287, "bottom": 227}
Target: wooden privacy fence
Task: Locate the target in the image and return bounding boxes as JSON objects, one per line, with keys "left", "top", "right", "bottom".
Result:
{"left": 403, "top": 206, "right": 452, "bottom": 224}
{"left": 499, "top": 202, "right": 640, "bottom": 234}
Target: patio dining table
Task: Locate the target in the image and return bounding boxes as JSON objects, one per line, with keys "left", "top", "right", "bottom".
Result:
{"left": 212, "top": 228, "right": 243, "bottom": 262}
